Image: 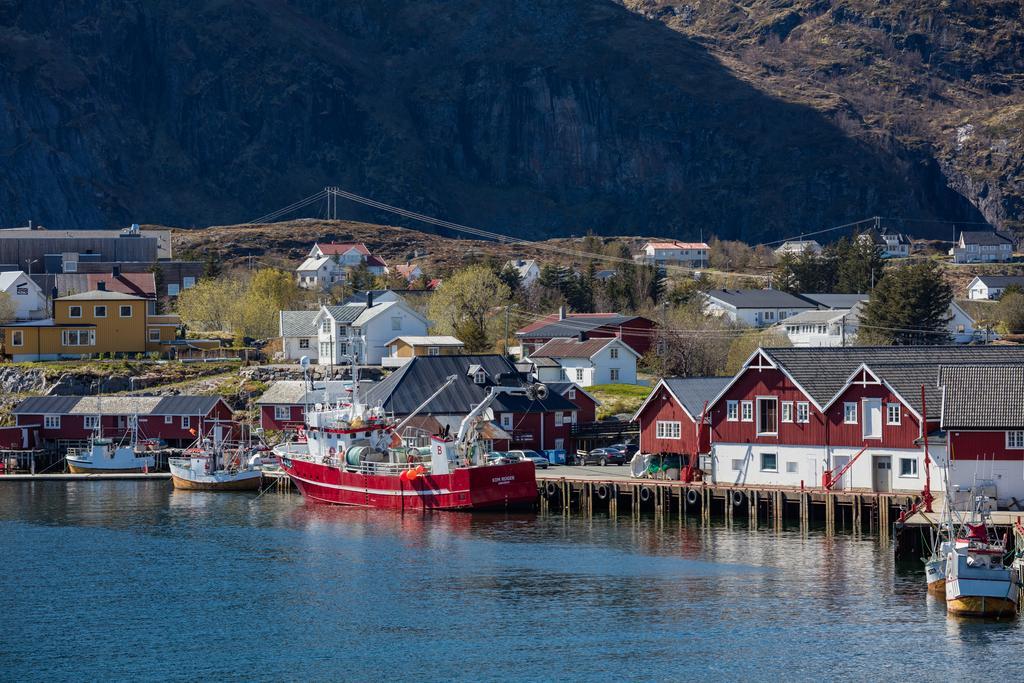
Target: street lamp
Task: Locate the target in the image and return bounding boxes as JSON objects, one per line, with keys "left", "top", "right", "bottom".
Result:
{"left": 25, "top": 258, "right": 38, "bottom": 277}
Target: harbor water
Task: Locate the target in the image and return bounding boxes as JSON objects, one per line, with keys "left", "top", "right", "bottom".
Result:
{"left": 1, "top": 481, "right": 1022, "bottom": 681}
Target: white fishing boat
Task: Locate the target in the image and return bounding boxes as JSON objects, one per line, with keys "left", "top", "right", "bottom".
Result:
{"left": 945, "top": 518, "right": 1018, "bottom": 619}
{"left": 66, "top": 424, "right": 155, "bottom": 474}
{"left": 168, "top": 423, "right": 263, "bottom": 491}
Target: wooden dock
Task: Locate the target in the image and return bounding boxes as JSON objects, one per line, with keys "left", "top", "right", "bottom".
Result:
{"left": 0, "top": 472, "right": 172, "bottom": 481}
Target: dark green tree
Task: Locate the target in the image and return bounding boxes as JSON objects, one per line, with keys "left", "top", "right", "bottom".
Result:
{"left": 202, "top": 251, "right": 222, "bottom": 278}
{"left": 857, "top": 260, "right": 952, "bottom": 345}
{"left": 836, "top": 234, "right": 885, "bottom": 293}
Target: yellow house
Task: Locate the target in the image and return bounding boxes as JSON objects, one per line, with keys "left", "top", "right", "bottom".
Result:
{"left": 0, "top": 290, "right": 183, "bottom": 361}
{"left": 382, "top": 335, "right": 464, "bottom": 367}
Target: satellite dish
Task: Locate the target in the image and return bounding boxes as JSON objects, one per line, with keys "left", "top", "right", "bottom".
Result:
{"left": 534, "top": 383, "right": 549, "bottom": 401}
{"left": 300, "top": 355, "right": 311, "bottom": 369}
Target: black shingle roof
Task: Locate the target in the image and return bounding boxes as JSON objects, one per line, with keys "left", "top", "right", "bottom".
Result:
{"left": 762, "top": 346, "right": 1024, "bottom": 418}
{"left": 322, "top": 304, "right": 365, "bottom": 323}
{"left": 974, "top": 275, "right": 1024, "bottom": 288}
{"left": 960, "top": 231, "right": 1013, "bottom": 246}
{"left": 705, "top": 289, "right": 816, "bottom": 309}
{"left": 939, "top": 365, "right": 1024, "bottom": 429}
{"left": 13, "top": 396, "right": 82, "bottom": 415}
{"left": 663, "top": 377, "right": 733, "bottom": 418}
{"left": 364, "top": 354, "right": 575, "bottom": 415}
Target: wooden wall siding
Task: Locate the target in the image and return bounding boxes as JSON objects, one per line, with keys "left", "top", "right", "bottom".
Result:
{"left": 638, "top": 385, "right": 703, "bottom": 455}
{"left": 260, "top": 405, "right": 306, "bottom": 431}
{"left": 0, "top": 235, "right": 158, "bottom": 265}
{"left": 948, "top": 431, "right": 1024, "bottom": 460}
{"left": 565, "top": 393, "right": 597, "bottom": 424}
{"left": 710, "top": 368, "right": 827, "bottom": 445}
{"left": 17, "top": 403, "right": 230, "bottom": 441}
{"left": 824, "top": 383, "right": 922, "bottom": 448}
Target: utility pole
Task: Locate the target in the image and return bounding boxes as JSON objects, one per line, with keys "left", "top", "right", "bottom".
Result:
{"left": 504, "top": 303, "right": 510, "bottom": 357}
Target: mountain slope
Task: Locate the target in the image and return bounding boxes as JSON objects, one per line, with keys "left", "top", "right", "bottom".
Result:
{"left": 0, "top": 0, "right": 988, "bottom": 240}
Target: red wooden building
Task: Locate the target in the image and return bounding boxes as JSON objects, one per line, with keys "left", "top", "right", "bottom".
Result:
{"left": 633, "top": 377, "right": 730, "bottom": 460}
{"left": 14, "top": 395, "right": 233, "bottom": 448}
{"left": 515, "top": 309, "right": 655, "bottom": 357}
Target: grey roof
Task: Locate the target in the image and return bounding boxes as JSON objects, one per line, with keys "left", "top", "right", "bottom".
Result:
{"left": 705, "top": 289, "right": 816, "bottom": 310}
{"left": 59, "top": 290, "right": 146, "bottom": 301}
{"left": 322, "top": 304, "right": 365, "bottom": 323}
{"left": 280, "top": 310, "right": 319, "bottom": 337}
{"left": 939, "top": 365, "right": 1024, "bottom": 429}
{"left": 13, "top": 396, "right": 81, "bottom": 415}
{"left": 364, "top": 354, "right": 575, "bottom": 415}
{"left": 973, "top": 275, "right": 1024, "bottom": 288}
{"left": 256, "top": 381, "right": 326, "bottom": 406}
{"left": 961, "top": 231, "right": 1013, "bottom": 246}
{"left": 12, "top": 395, "right": 223, "bottom": 416}
{"left": 775, "top": 309, "right": 849, "bottom": 326}
{"left": 663, "top": 377, "right": 733, "bottom": 418}
{"left": 531, "top": 357, "right": 561, "bottom": 368}
{"left": 762, "top": 346, "right": 1024, "bottom": 419}
{"left": 797, "top": 293, "right": 869, "bottom": 309}
{"left": 517, "top": 314, "right": 640, "bottom": 339}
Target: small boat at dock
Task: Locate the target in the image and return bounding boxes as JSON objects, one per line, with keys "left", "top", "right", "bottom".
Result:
{"left": 65, "top": 416, "right": 155, "bottom": 474}
{"left": 945, "top": 521, "right": 1018, "bottom": 618}
{"left": 169, "top": 423, "right": 263, "bottom": 492}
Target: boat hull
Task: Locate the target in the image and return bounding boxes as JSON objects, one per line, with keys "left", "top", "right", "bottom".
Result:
{"left": 946, "top": 596, "right": 1018, "bottom": 618}
{"left": 67, "top": 462, "right": 148, "bottom": 474}
{"left": 279, "top": 456, "right": 537, "bottom": 511}
{"left": 170, "top": 472, "right": 262, "bottom": 491}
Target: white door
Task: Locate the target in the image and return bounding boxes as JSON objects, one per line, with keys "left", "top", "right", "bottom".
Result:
{"left": 832, "top": 455, "right": 850, "bottom": 490}
{"left": 862, "top": 399, "right": 882, "bottom": 439}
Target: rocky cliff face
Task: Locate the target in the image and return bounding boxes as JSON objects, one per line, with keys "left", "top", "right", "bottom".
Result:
{"left": 0, "top": 0, "right": 992, "bottom": 241}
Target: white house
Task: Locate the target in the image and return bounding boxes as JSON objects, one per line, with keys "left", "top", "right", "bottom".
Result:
{"left": 859, "top": 230, "right": 911, "bottom": 258}
{"left": 703, "top": 289, "right": 816, "bottom": 327}
{"left": 639, "top": 241, "right": 709, "bottom": 267}
{"left": 278, "top": 310, "right": 319, "bottom": 361}
{"left": 967, "top": 275, "right": 1024, "bottom": 300}
{"left": 506, "top": 259, "right": 540, "bottom": 288}
{"left": 772, "top": 309, "right": 857, "bottom": 347}
{"left": 528, "top": 336, "right": 639, "bottom": 387}
{"left": 314, "top": 294, "right": 428, "bottom": 365}
{"left": 951, "top": 231, "right": 1014, "bottom": 264}
{"left": 0, "top": 271, "right": 47, "bottom": 320}
{"left": 296, "top": 243, "right": 388, "bottom": 290}
{"left": 772, "top": 301, "right": 986, "bottom": 346}
{"left": 774, "top": 240, "right": 822, "bottom": 258}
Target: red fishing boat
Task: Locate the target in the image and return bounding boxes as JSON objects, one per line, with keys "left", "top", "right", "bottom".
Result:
{"left": 274, "top": 364, "right": 539, "bottom": 511}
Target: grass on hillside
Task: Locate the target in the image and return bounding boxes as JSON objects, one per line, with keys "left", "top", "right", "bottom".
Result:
{"left": 587, "top": 383, "right": 652, "bottom": 420}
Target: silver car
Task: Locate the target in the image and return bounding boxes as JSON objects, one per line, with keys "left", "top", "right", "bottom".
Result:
{"left": 506, "top": 449, "right": 550, "bottom": 469}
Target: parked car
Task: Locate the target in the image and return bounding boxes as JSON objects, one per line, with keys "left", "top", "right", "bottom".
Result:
{"left": 505, "top": 450, "right": 550, "bottom": 469}
{"left": 578, "top": 447, "right": 626, "bottom": 466}
{"left": 608, "top": 442, "right": 639, "bottom": 459}
{"left": 486, "top": 451, "right": 515, "bottom": 465}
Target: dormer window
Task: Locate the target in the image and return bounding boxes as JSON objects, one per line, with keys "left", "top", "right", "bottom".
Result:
{"left": 474, "top": 371, "right": 486, "bottom": 384}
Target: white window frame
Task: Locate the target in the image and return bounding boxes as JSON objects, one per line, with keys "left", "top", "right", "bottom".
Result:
{"left": 726, "top": 400, "right": 738, "bottom": 422}
{"left": 474, "top": 370, "right": 486, "bottom": 385}
{"left": 886, "top": 403, "right": 901, "bottom": 425}
{"left": 61, "top": 329, "right": 96, "bottom": 347}
{"left": 181, "top": 416, "right": 191, "bottom": 429}
{"left": 83, "top": 415, "right": 99, "bottom": 431}
{"left": 796, "top": 402, "right": 810, "bottom": 424}
{"left": 164, "top": 415, "right": 173, "bottom": 424}
{"left": 94, "top": 305, "right": 107, "bottom": 318}
{"left": 500, "top": 413, "right": 513, "bottom": 430}
{"left": 298, "top": 338, "right": 310, "bottom": 349}
{"left": 610, "top": 347, "right": 619, "bottom": 359}
{"left": 568, "top": 389, "right": 576, "bottom": 400}
{"left": 148, "top": 328, "right": 161, "bottom": 343}
{"left": 428, "top": 346, "right": 440, "bottom": 356}
{"left": 68, "top": 306, "right": 82, "bottom": 319}
{"left": 756, "top": 396, "right": 778, "bottom": 436}
{"left": 740, "top": 400, "right": 753, "bottom": 422}
{"left": 898, "top": 457, "right": 919, "bottom": 478}
{"left": 760, "top": 452, "right": 778, "bottom": 472}
{"left": 44, "top": 415, "right": 60, "bottom": 429}
{"left": 844, "top": 402, "right": 858, "bottom": 424}
{"left": 1007, "top": 431, "right": 1024, "bottom": 449}
{"left": 781, "top": 401, "right": 793, "bottom": 423}
{"left": 274, "top": 406, "right": 290, "bottom": 421}
{"left": 575, "top": 368, "right": 584, "bottom": 381}
{"left": 119, "top": 305, "right": 132, "bottom": 318}
{"left": 11, "top": 330, "right": 23, "bottom": 347}
{"left": 656, "top": 421, "right": 682, "bottom": 440}
{"left": 609, "top": 368, "right": 620, "bottom": 382}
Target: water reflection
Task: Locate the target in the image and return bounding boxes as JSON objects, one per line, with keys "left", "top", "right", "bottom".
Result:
{"left": 1, "top": 482, "right": 1022, "bottom": 681}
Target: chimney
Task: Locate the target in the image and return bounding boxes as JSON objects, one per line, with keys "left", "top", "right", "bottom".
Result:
{"left": 578, "top": 331, "right": 586, "bottom": 342}
{"left": 97, "top": 280, "right": 106, "bottom": 292}
{"left": 366, "top": 291, "right": 374, "bottom": 308}
{"left": 558, "top": 305, "right": 566, "bottom": 321}
{"left": 112, "top": 265, "right": 120, "bottom": 278}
